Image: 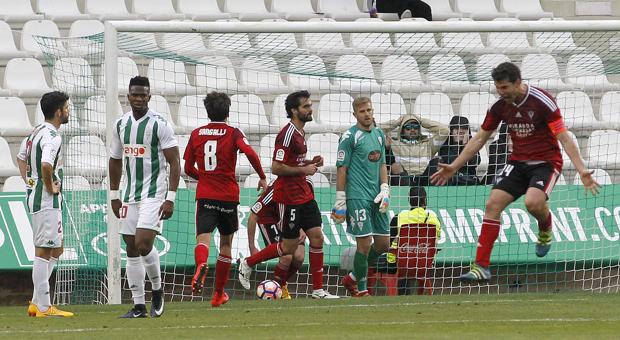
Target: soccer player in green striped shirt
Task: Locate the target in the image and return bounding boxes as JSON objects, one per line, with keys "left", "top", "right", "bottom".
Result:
{"left": 332, "top": 97, "right": 391, "bottom": 297}
{"left": 109, "top": 76, "right": 181, "bottom": 318}
{"left": 17, "top": 91, "right": 74, "bottom": 317}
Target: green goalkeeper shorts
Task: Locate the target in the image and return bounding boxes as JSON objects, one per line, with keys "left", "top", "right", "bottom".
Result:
{"left": 345, "top": 199, "right": 390, "bottom": 237}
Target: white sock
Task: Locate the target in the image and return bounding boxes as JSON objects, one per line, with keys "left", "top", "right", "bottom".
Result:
{"left": 33, "top": 256, "right": 58, "bottom": 306}
{"left": 142, "top": 247, "right": 162, "bottom": 291}
{"left": 32, "top": 257, "right": 51, "bottom": 311}
{"left": 126, "top": 256, "right": 146, "bottom": 305}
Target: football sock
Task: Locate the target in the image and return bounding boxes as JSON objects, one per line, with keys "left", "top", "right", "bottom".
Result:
{"left": 283, "top": 260, "right": 302, "bottom": 284}
{"left": 32, "top": 257, "right": 50, "bottom": 311}
{"left": 309, "top": 246, "right": 324, "bottom": 290}
{"left": 475, "top": 218, "right": 501, "bottom": 268}
{"left": 353, "top": 251, "right": 369, "bottom": 292}
{"left": 33, "top": 256, "right": 58, "bottom": 306}
{"left": 538, "top": 211, "right": 552, "bottom": 232}
{"left": 142, "top": 247, "right": 162, "bottom": 291}
{"left": 247, "top": 243, "right": 282, "bottom": 267}
{"left": 126, "top": 256, "right": 146, "bottom": 305}
{"left": 214, "top": 255, "right": 232, "bottom": 294}
{"left": 194, "top": 243, "right": 209, "bottom": 267}
{"left": 367, "top": 246, "right": 380, "bottom": 269}
{"left": 273, "top": 262, "right": 289, "bottom": 286}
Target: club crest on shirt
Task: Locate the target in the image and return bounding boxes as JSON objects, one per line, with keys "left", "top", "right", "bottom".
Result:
{"left": 368, "top": 150, "right": 381, "bottom": 162}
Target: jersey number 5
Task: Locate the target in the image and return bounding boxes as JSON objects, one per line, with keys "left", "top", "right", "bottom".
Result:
{"left": 204, "top": 140, "right": 217, "bottom": 171}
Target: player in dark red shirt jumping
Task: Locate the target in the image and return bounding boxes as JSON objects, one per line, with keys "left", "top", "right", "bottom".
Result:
{"left": 431, "top": 62, "right": 600, "bottom": 283}
{"left": 184, "top": 91, "right": 267, "bottom": 306}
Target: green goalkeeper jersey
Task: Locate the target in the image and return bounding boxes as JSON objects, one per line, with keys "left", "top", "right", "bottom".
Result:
{"left": 336, "top": 125, "right": 386, "bottom": 201}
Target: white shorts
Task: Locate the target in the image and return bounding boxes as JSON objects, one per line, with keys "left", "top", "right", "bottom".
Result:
{"left": 119, "top": 198, "right": 164, "bottom": 235}
{"left": 31, "top": 209, "right": 63, "bottom": 248}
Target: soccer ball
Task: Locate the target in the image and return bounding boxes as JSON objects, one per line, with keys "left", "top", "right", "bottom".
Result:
{"left": 256, "top": 280, "right": 282, "bottom": 300}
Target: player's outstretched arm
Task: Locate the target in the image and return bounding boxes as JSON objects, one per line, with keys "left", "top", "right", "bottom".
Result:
{"left": 160, "top": 146, "right": 181, "bottom": 220}
{"left": 431, "top": 129, "right": 493, "bottom": 186}
{"left": 556, "top": 131, "right": 600, "bottom": 195}
{"left": 108, "top": 157, "right": 123, "bottom": 218}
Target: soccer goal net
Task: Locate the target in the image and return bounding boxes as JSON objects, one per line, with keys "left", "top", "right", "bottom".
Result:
{"left": 34, "top": 19, "right": 620, "bottom": 304}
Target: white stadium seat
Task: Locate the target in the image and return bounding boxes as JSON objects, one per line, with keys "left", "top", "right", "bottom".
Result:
{"left": 20, "top": 20, "right": 65, "bottom": 57}
{"left": 380, "top": 55, "right": 434, "bottom": 92}
{"left": 318, "top": 93, "right": 355, "bottom": 130}
{"left": 566, "top": 54, "right": 620, "bottom": 92}
{"left": 556, "top": 91, "right": 605, "bottom": 130}
{"left": 195, "top": 56, "right": 243, "bottom": 92}
{"left": 64, "top": 136, "right": 107, "bottom": 177}
{"left": 84, "top": 0, "right": 140, "bottom": 20}
{"left": 176, "top": 0, "right": 232, "bottom": 21}
{"left": 147, "top": 59, "right": 196, "bottom": 95}
{"left": 149, "top": 95, "right": 180, "bottom": 134}
{"left": 52, "top": 58, "right": 98, "bottom": 96}
{"left": 160, "top": 33, "right": 209, "bottom": 57}
{"left": 394, "top": 19, "right": 441, "bottom": 55}
{"left": 287, "top": 55, "right": 333, "bottom": 92}
{"left": 0, "top": 97, "right": 33, "bottom": 136}
{"left": 521, "top": 54, "right": 575, "bottom": 92}
{"left": 271, "top": 0, "right": 322, "bottom": 21}
{"left": 259, "top": 134, "right": 277, "bottom": 168}
{"left": 500, "top": 0, "right": 553, "bottom": 20}
{"left": 0, "top": 20, "right": 30, "bottom": 59}
{"left": 0, "top": 0, "right": 43, "bottom": 23}
{"left": 255, "top": 19, "right": 303, "bottom": 55}
{"left": 206, "top": 21, "right": 252, "bottom": 53}
{"left": 599, "top": 91, "right": 620, "bottom": 129}
{"left": 586, "top": 130, "right": 620, "bottom": 169}
{"left": 0, "top": 137, "right": 20, "bottom": 177}
{"left": 131, "top": 0, "right": 186, "bottom": 20}
{"left": 474, "top": 54, "right": 511, "bottom": 90}
{"left": 318, "top": 0, "right": 367, "bottom": 21}
{"left": 532, "top": 18, "right": 586, "bottom": 54}
{"left": 333, "top": 55, "right": 382, "bottom": 93}
{"left": 371, "top": 93, "right": 408, "bottom": 124}
{"left": 441, "top": 18, "right": 493, "bottom": 55}
{"left": 177, "top": 95, "right": 209, "bottom": 130}
{"left": 99, "top": 57, "right": 140, "bottom": 95}
{"left": 3, "top": 58, "right": 53, "bottom": 97}
{"left": 573, "top": 168, "right": 612, "bottom": 185}
{"left": 427, "top": 54, "right": 480, "bottom": 93}
{"left": 424, "top": 0, "right": 462, "bottom": 20}
{"left": 486, "top": 19, "right": 541, "bottom": 54}
{"left": 230, "top": 94, "right": 272, "bottom": 134}
{"left": 84, "top": 95, "right": 123, "bottom": 134}
{"left": 68, "top": 20, "right": 105, "bottom": 56}
{"left": 301, "top": 18, "right": 353, "bottom": 55}
{"left": 37, "top": 0, "right": 90, "bottom": 23}
{"left": 349, "top": 18, "right": 394, "bottom": 54}
{"left": 459, "top": 92, "right": 497, "bottom": 128}
{"left": 307, "top": 133, "right": 340, "bottom": 172}
{"left": 309, "top": 172, "right": 331, "bottom": 187}
{"left": 239, "top": 56, "right": 289, "bottom": 94}
{"left": 224, "top": 0, "right": 280, "bottom": 21}
{"left": 2, "top": 176, "right": 26, "bottom": 192}
{"left": 454, "top": 0, "right": 510, "bottom": 20}
{"left": 413, "top": 92, "right": 454, "bottom": 126}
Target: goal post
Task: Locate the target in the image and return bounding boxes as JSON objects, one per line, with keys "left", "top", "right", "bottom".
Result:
{"left": 32, "top": 19, "right": 620, "bottom": 305}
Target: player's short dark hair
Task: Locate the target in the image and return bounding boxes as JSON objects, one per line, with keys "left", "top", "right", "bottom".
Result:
{"left": 204, "top": 91, "right": 231, "bottom": 122}
{"left": 491, "top": 62, "right": 521, "bottom": 83}
{"left": 409, "top": 186, "right": 427, "bottom": 208}
{"left": 285, "top": 90, "right": 311, "bottom": 118}
{"left": 40, "top": 91, "right": 69, "bottom": 120}
{"left": 129, "top": 75, "right": 150, "bottom": 89}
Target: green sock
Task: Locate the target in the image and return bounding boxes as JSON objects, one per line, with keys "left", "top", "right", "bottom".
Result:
{"left": 367, "top": 246, "right": 381, "bottom": 270}
{"left": 353, "top": 251, "right": 369, "bottom": 292}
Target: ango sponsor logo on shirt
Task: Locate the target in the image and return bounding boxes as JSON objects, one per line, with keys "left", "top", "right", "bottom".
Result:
{"left": 123, "top": 144, "right": 149, "bottom": 158}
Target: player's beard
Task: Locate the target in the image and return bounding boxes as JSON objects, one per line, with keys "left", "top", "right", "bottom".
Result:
{"left": 300, "top": 112, "right": 313, "bottom": 122}
{"left": 60, "top": 113, "right": 70, "bottom": 124}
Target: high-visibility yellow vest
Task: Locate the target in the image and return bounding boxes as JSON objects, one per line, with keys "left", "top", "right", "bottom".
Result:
{"left": 387, "top": 207, "right": 441, "bottom": 263}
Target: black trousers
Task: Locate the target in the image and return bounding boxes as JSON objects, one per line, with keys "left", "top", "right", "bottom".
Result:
{"left": 376, "top": 0, "right": 433, "bottom": 21}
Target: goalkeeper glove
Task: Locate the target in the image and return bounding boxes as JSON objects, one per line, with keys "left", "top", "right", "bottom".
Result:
{"left": 331, "top": 191, "right": 346, "bottom": 224}
{"left": 374, "top": 183, "right": 390, "bottom": 213}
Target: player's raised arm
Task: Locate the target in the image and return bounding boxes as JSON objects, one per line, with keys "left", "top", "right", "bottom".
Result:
{"left": 431, "top": 128, "right": 493, "bottom": 186}
{"left": 556, "top": 130, "right": 600, "bottom": 195}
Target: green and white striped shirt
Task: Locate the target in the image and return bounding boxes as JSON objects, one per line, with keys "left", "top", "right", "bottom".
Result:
{"left": 18, "top": 122, "right": 63, "bottom": 213}
{"left": 110, "top": 110, "right": 178, "bottom": 204}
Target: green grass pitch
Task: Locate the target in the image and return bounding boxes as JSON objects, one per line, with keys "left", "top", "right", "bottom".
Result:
{"left": 1, "top": 293, "right": 619, "bottom": 339}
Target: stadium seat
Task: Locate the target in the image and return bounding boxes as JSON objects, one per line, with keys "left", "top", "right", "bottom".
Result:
{"left": 427, "top": 54, "right": 480, "bottom": 93}
{"left": 440, "top": 18, "right": 493, "bottom": 55}
{"left": 0, "top": 20, "right": 30, "bottom": 58}
{"left": 176, "top": 0, "right": 232, "bottom": 20}
{"left": 131, "top": 0, "right": 186, "bottom": 20}
{"left": 307, "top": 133, "right": 340, "bottom": 172}
{"left": 599, "top": 91, "right": 620, "bottom": 129}
{"left": 309, "top": 172, "right": 331, "bottom": 187}
{"left": 486, "top": 19, "right": 541, "bottom": 54}
{"left": 333, "top": 55, "right": 382, "bottom": 93}
{"left": 20, "top": 20, "right": 66, "bottom": 57}
{"left": 532, "top": 18, "right": 586, "bottom": 54}
{"left": 84, "top": 0, "right": 140, "bottom": 20}
{"left": 83, "top": 95, "right": 123, "bottom": 135}
{"left": 349, "top": 18, "right": 395, "bottom": 54}
{"left": 586, "top": 130, "right": 620, "bottom": 169}
{"left": 224, "top": 0, "right": 281, "bottom": 21}
{"left": 36, "top": 0, "right": 90, "bottom": 24}
{"left": 205, "top": 21, "right": 252, "bottom": 54}
{"left": 2, "top": 175, "right": 25, "bottom": 192}
{"left": 424, "top": 0, "right": 463, "bottom": 20}
{"left": 393, "top": 19, "right": 441, "bottom": 55}
{"left": 64, "top": 136, "right": 107, "bottom": 177}
{"left": 259, "top": 134, "right": 277, "bottom": 168}
{"left": 149, "top": 95, "right": 180, "bottom": 134}
{"left": 380, "top": 55, "right": 434, "bottom": 92}
{"left": 500, "top": 0, "right": 553, "bottom": 20}
{"left": 0, "top": 0, "right": 43, "bottom": 24}
{"left": 271, "top": 0, "right": 322, "bottom": 21}
{"left": 99, "top": 57, "right": 140, "bottom": 95}
{"left": 521, "top": 54, "right": 575, "bottom": 92}
{"left": 147, "top": 59, "right": 196, "bottom": 95}
{"left": 287, "top": 55, "right": 333, "bottom": 92}
{"left": 301, "top": 18, "right": 353, "bottom": 55}
{"left": 454, "top": 0, "right": 510, "bottom": 20}
{"left": 52, "top": 57, "right": 98, "bottom": 96}
{"left": 244, "top": 173, "right": 278, "bottom": 189}
{"left": 459, "top": 92, "right": 497, "bottom": 128}
{"left": 317, "top": 93, "right": 356, "bottom": 130}
{"left": 371, "top": 93, "right": 408, "bottom": 124}
{"left": 177, "top": 95, "right": 210, "bottom": 131}
{"left": 239, "top": 56, "right": 289, "bottom": 94}
{"left": 556, "top": 91, "right": 604, "bottom": 130}
{"left": 3, "top": 58, "right": 53, "bottom": 97}
{"left": 412, "top": 92, "right": 454, "bottom": 126}
{"left": 573, "top": 168, "right": 612, "bottom": 185}
{"left": 63, "top": 176, "right": 91, "bottom": 191}
{"left": 254, "top": 19, "right": 303, "bottom": 55}
{"left": 195, "top": 56, "right": 243, "bottom": 92}
{"left": 474, "top": 54, "right": 511, "bottom": 90}
{"left": 160, "top": 33, "right": 209, "bottom": 57}
{"left": 0, "top": 97, "right": 33, "bottom": 136}
{"left": 0, "top": 137, "right": 18, "bottom": 177}
{"left": 269, "top": 94, "right": 321, "bottom": 132}
{"left": 317, "top": 0, "right": 367, "bottom": 21}
{"left": 565, "top": 54, "right": 620, "bottom": 92}
{"left": 68, "top": 20, "right": 105, "bottom": 56}
{"left": 230, "top": 94, "right": 273, "bottom": 134}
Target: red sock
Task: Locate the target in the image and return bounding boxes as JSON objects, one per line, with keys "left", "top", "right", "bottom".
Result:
{"left": 475, "top": 218, "right": 501, "bottom": 268}
{"left": 283, "top": 261, "right": 301, "bottom": 283}
{"left": 247, "top": 243, "right": 283, "bottom": 267}
{"left": 194, "top": 243, "right": 209, "bottom": 267}
{"left": 273, "top": 263, "right": 289, "bottom": 286}
{"left": 309, "top": 246, "right": 323, "bottom": 290}
{"left": 538, "top": 212, "right": 552, "bottom": 232}
{"left": 214, "top": 255, "right": 232, "bottom": 294}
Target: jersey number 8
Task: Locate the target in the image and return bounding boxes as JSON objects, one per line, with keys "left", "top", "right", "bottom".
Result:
{"left": 204, "top": 140, "right": 217, "bottom": 171}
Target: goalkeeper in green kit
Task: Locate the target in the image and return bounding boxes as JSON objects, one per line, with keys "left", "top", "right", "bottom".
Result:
{"left": 332, "top": 97, "right": 391, "bottom": 297}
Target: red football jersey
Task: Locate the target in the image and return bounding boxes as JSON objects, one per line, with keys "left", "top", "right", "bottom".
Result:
{"left": 184, "top": 122, "right": 264, "bottom": 202}
{"left": 251, "top": 185, "right": 278, "bottom": 225}
{"left": 272, "top": 122, "right": 314, "bottom": 205}
{"left": 481, "top": 86, "right": 566, "bottom": 171}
